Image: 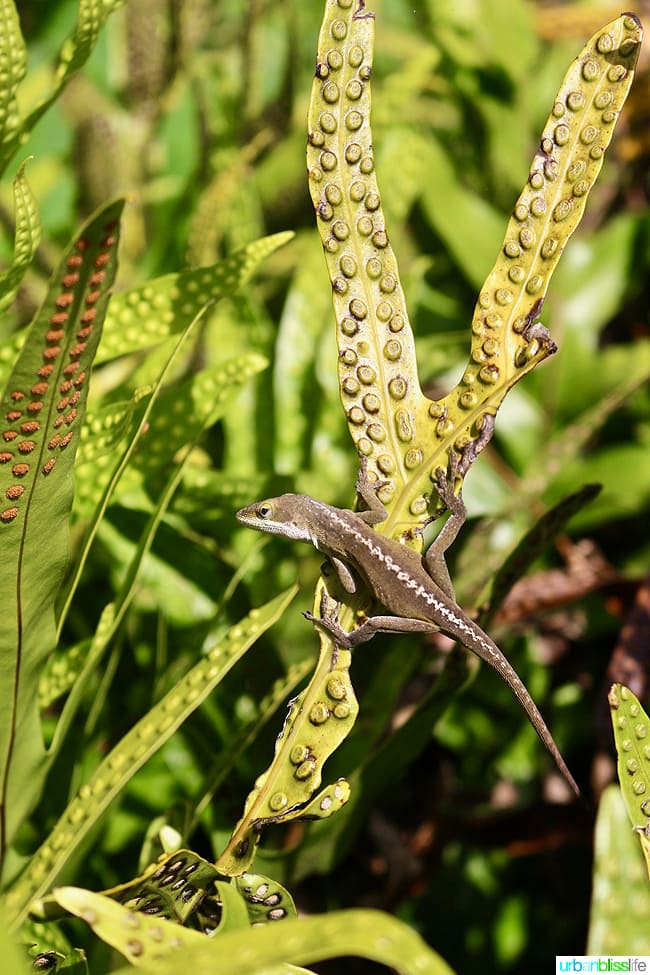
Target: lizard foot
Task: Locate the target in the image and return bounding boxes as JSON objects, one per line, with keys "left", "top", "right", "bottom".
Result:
{"left": 355, "top": 454, "right": 389, "bottom": 525}
{"left": 356, "top": 454, "right": 389, "bottom": 493}
{"left": 303, "top": 590, "right": 357, "bottom": 648}
{"left": 432, "top": 450, "right": 463, "bottom": 516}
{"left": 302, "top": 608, "right": 355, "bottom": 649}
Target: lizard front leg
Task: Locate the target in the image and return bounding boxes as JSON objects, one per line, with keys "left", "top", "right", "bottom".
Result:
{"left": 326, "top": 555, "right": 358, "bottom": 595}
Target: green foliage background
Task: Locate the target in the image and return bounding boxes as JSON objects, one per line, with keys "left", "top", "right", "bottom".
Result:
{"left": 2, "top": 0, "right": 649, "bottom": 972}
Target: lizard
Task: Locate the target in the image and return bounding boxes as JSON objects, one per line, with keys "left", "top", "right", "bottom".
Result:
{"left": 236, "top": 455, "right": 580, "bottom": 797}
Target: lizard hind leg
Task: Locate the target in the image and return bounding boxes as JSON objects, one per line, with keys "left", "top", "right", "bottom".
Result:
{"left": 432, "top": 449, "right": 465, "bottom": 529}
{"left": 303, "top": 605, "right": 439, "bottom": 649}
{"left": 425, "top": 451, "right": 467, "bottom": 598}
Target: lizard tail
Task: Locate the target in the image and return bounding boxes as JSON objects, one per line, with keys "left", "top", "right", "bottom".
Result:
{"left": 466, "top": 625, "right": 581, "bottom": 797}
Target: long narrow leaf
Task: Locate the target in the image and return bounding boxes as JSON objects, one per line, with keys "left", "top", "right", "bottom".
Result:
{"left": 56, "top": 310, "right": 205, "bottom": 634}
{"left": 0, "top": 0, "right": 26, "bottom": 153}
{"left": 5, "top": 586, "right": 296, "bottom": 928}
{"left": 0, "top": 200, "right": 124, "bottom": 878}
{"left": 35, "top": 889, "right": 456, "bottom": 975}
{"left": 588, "top": 785, "right": 650, "bottom": 953}
{"left": 0, "top": 159, "right": 40, "bottom": 311}
{"left": 0, "top": 0, "right": 124, "bottom": 174}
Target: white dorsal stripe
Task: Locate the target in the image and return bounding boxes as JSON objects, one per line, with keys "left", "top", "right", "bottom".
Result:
{"left": 319, "top": 504, "right": 504, "bottom": 660}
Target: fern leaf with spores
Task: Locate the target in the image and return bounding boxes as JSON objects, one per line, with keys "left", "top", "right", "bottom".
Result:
{"left": 0, "top": 233, "right": 293, "bottom": 393}
{"left": 0, "top": 0, "right": 26, "bottom": 155}
{"left": 226, "top": 6, "right": 643, "bottom": 867}
{"left": 5, "top": 587, "right": 297, "bottom": 928}
{"left": 3, "top": 296, "right": 282, "bottom": 917}
{"left": 58, "top": 309, "right": 211, "bottom": 634}
{"left": 608, "top": 683, "right": 650, "bottom": 879}
{"left": 171, "top": 470, "right": 289, "bottom": 528}
{"left": 588, "top": 784, "right": 650, "bottom": 953}
{"left": 33, "top": 850, "right": 297, "bottom": 936}
{"left": 307, "top": 5, "right": 641, "bottom": 527}
{"left": 96, "top": 354, "right": 268, "bottom": 511}
{"left": 122, "top": 902, "right": 458, "bottom": 974}
{"left": 64, "top": 351, "right": 267, "bottom": 615}
{"left": 30, "top": 883, "right": 457, "bottom": 974}
{"left": 96, "top": 232, "right": 293, "bottom": 364}
{"left": 38, "top": 612, "right": 111, "bottom": 712}
{"left": 0, "top": 199, "right": 123, "bottom": 880}
{"left": 71, "top": 394, "right": 144, "bottom": 522}
{"left": 50, "top": 332, "right": 269, "bottom": 749}
{"left": 0, "top": 160, "right": 40, "bottom": 312}
{"left": 216, "top": 641, "right": 357, "bottom": 876}
{"left": 41, "top": 886, "right": 212, "bottom": 961}
{"left": 0, "top": 0, "right": 124, "bottom": 176}
{"left": 56, "top": 275, "right": 267, "bottom": 623}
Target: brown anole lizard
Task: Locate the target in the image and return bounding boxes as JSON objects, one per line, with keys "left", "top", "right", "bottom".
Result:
{"left": 236, "top": 457, "right": 580, "bottom": 796}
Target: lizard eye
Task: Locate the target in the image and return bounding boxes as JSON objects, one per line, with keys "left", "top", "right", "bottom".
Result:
{"left": 257, "top": 503, "right": 273, "bottom": 519}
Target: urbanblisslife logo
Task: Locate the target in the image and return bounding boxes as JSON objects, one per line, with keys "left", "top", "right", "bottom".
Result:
{"left": 556, "top": 959, "right": 649, "bottom": 973}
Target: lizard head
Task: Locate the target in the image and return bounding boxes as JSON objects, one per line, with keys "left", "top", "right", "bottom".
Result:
{"left": 236, "top": 494, "right": 316, "bottom": 543}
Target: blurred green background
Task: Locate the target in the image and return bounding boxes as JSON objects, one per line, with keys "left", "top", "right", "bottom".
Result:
{"left": 4, "top": 1, "right": 650, "bottom": 972}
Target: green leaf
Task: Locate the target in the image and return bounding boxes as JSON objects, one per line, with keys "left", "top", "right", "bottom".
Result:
{"left": 0, "top": 159, "right": 41, "bottom": 311}
{"left": 5, "top": 587, "right": 297, "bottom": 928}
{"left": 96, "top": 233, "right": 293, "bottom": 363}
{"left": 554, "top": 214, "right": 640, "bottom": 341}
{"left": 273, "top": 235, "right": 334, "bottom": 474}
{"left": 0, "top": 0, "right": 124, "bottom": 174}
{"left": 588, "top": 784, "right": 650, "bottom": 953}
{"left": 0, "top": 916, "right": 29, "bottom": 975}
{"left": 46, "top": 890, "right": 457, "bottom": 975}
{"left": 44, "top": 886, "right": 209, "bottom": 961}
{"left": 524, "top": 343, "right": 650, "bottom": 499}
{"left": 307, "top": 2, "right": 641, "bottom": 535}
{"left": 608, "top": 684, "right": 650, "bottom": 853}
{"left": 0, "top": 0, "right": 27, "bottom": 152}
{"left": 155, "top": 908, "right": 457, "bottom": 975}
{"left": 34, "top": 852, "right": 297, "bottom": 936}
{"left": 217, "top": 643, "right": 357, "bottom": 876}
{"left": 193, "top": 659, "right": 314, "bottom": 830}
{"left": 0, "top": 199, "right": 124, "bottom": 876}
